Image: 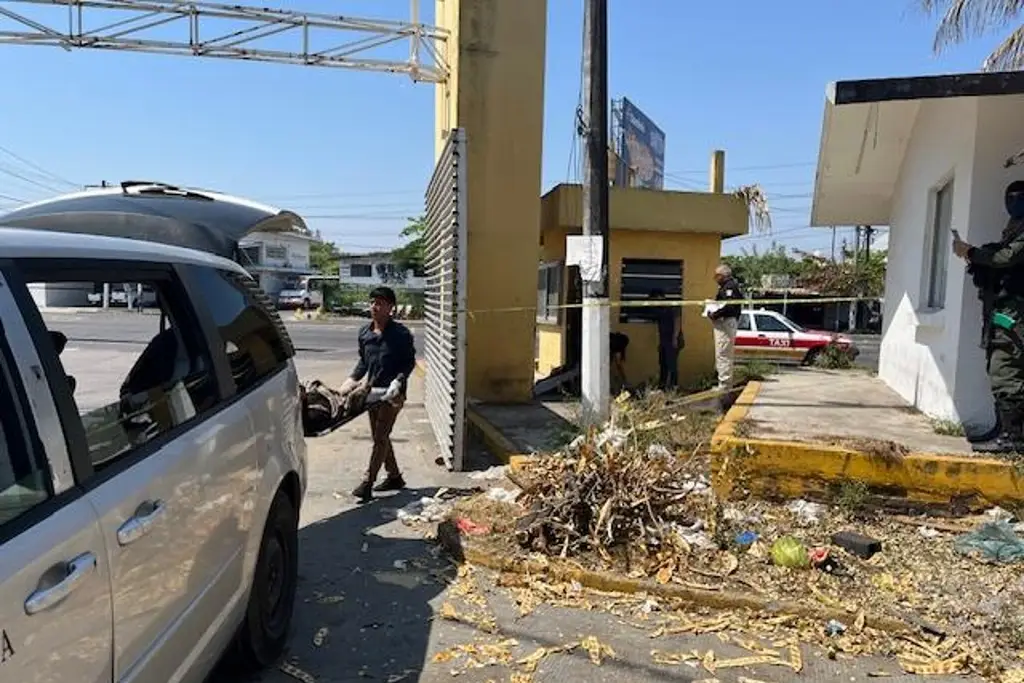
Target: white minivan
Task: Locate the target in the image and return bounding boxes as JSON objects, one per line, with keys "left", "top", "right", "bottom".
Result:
{"left": 0, "top": 182, "right": 308, "bottom": 683}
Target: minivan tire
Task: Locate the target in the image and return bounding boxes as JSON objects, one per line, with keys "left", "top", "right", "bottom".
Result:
{"left": 233, "top": 488, "right": 299, "bottom": 670}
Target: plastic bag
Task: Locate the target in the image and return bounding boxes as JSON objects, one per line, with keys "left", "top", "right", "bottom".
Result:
{"left": 954, "top": 521, "right": 1024, "bottom": 563}
{"left": 771, "top": 536, "right": 810, "bottom": 568}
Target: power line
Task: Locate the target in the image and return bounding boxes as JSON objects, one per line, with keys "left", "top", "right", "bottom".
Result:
{"left": 0, "top": 144, "right": 78, "bottom": 189}
{"left": 0, "top": 163, "right": 67, "bottom": 194}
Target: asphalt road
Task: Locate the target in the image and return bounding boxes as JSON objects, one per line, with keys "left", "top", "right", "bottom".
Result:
{"left": 850, "top": 333, "right": 881, "bottom": 371}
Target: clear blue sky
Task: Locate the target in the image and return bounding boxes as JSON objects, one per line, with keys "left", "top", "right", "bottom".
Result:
{"left": 0, "top": 0, "right": 1008, "bottom": 256}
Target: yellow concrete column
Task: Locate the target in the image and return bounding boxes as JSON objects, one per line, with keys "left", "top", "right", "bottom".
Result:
{"left": 710, "top": 150, "right": 726, "bottom": 193}
{"left": 435, "top": 0, "right": 547, "bottom": 402}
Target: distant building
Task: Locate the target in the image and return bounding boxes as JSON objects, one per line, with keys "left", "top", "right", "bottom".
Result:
{"left": 339, "top": 253, "right": 426, "bottom": 291}
{"left": 238, "top": 230, "right": 317, "bottom": 298}
{"left": 809, "top": 70, "right": 1024, "bottom": 428}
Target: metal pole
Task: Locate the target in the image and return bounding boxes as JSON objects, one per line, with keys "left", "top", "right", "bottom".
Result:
{"left": 830, "top": 226, "right": 836, "bottom": 261}
{"left": 580, "top": 0, "right": 610, "bottom": 425}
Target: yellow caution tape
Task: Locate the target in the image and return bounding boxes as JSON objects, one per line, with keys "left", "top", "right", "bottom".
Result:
{"left": 457, "top": 295, "right": 875, "bottom": 317}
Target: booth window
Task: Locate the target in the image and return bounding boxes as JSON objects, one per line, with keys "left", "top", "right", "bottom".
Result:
{"left": 620, "top": 258, "right": 683, "bottom": 323}
{"left": 537, "top": 261, "right": 563, "bottom": 324}
{"left": 924, "top": 178, "right": 954, "bottom": 310}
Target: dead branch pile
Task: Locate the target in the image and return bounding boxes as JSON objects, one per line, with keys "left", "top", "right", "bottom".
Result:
{"left": 514, "top": 393, "right": 718, "bottom": 562}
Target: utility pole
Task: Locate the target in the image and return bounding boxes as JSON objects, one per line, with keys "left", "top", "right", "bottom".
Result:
{"left": 580, "top": 0, "right": 611, "bottom": 425}
{"left": 849, "top": 226, "right": 861, "bottom": 332}
{"left": 830, "top": 226, "right": 836, "bottom": 261}
{"left": 864, "top": 225, "right": 873, "bottom": 261}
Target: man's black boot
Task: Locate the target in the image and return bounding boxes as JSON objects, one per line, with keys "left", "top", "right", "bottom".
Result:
{"left": 352, "top": 480, "right": 373, "bottom": 502}
{"left": 373, "top": 475, "right": 406, "bottom": 492}
{"left": 973, "top": 406, "right": 1023, "bottom": 454}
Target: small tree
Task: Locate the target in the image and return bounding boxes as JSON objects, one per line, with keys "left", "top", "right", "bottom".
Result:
{"left": 392, "top": 215, "right": 427, "bottom": 277}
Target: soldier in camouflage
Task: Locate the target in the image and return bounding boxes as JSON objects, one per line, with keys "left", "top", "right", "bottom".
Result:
{"left": 953, "top": 180, "right": 1024, "bottom": 453}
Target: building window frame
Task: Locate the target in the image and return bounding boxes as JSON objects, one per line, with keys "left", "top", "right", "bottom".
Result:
{"left": 619, "top": 257, "right": 684, "bottom": 323}
{"left": 537, "top": 261, "right": 563, "bottom": 325}
{"left": 349, "top": 263, "right": 373, "bottom": 278}
{"left": 923, "top": 176, "right": 954, "bottom": 312}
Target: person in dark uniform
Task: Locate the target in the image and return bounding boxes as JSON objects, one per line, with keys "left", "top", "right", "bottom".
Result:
{"left": 953, "top": 180, "right": 1024, "bottom": 453}
{"left": 649, "top": 289, "right": 683, "bottom": 390}
{"left": 340, "top": 286, "right": 418, "bottom": 501}
{"left": 706, "top": 264, "right": 745, "bottom": 395}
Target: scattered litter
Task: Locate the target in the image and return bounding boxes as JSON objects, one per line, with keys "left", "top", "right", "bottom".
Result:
{"left": 485, "top": 487, "right": 520, "bottom": 504}
{"left": 985, "top": 506, "right": 1015, "bottom": 523}
{"left": 580, "top": 635, "right": 616, "bottom": 665}
{"left": 360, "top": 542, "right": 368, "bottom": 553}
{"left": 770, "top": 537, "right": 810, "bottom": 569}
{"left": 918, "top": 526, "right": 940, "bottom": 539}
{"left": 456, "top": 517, "right": 491, "bottom": 535}
{"left": 279, "top": 661, "right": 317, "bottom": 683}
{"left": 392, "top": 559, "right": 408, "bottom": 570}
{"left": 397, "top": 496, "right": 453, "bottom": 524}
{"left": 385, "top": 670, "right": 418, "bottom": 683}
{"left": 312, "top": 627, "right": 329, "bottom": 647}
{"left": 824, "top": 620, "right": 847, "bottom": 637}
{"left": 954, "top": 521, "right": 1024, "bottom": 563}
{"left": 468, "top": 465, "right": 507, "bottom": 480}
{"left": 787, "top": 499, "right": 824, "bottom": 526}
{"left": 313, "top": 592, "right": 344, "bottom": 605}
{"left": 516, "top": 642, "right": 577, "bottom": 673}
{"left": 831, "top": 530, "right": 882, "bottom": 559}
{"left": 898, "top": 652, "right": 969, "bottom": 676}
{"left": 734, "top": 531, "right": 758, "bottom": 550}
{"left": 437, "top": 602, "right": 498, "bottom": 633}
{"left": 647, "top": 443, "right": 672, "bottom": 458}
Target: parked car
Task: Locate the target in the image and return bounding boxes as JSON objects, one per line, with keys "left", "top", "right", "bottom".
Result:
{"left": 0, "top": 183, "right": 308, "bottom": 682}
{"left": 735, "top": 308, "right": 859, "bottom": 365}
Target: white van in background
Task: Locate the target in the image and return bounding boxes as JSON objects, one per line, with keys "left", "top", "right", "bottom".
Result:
{"left": 277, "top": 275, "right": 328, "bottom": 310}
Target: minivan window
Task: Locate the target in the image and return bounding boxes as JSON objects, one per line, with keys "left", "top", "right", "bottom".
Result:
{"left": 190, "top": 268, "right": 292, "bottom": 394}
{"left": 0, "top": 329, "right": 51, "bottom": 525}
{"left": 21, "top": 264, "right": 218, "bottom": 473}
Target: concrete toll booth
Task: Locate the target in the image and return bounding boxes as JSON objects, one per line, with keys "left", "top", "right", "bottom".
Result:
{"left": 535, "top": 165, "right": 749, "bottom": 390}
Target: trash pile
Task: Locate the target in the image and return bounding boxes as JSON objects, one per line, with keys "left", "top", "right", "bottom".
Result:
{"left": 444, "top": 392, "right": 1024, "bottom": 681}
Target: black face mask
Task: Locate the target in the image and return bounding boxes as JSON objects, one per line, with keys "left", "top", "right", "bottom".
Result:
{"left": 1007, "top": 181, "right": 1024, "bottom": 219}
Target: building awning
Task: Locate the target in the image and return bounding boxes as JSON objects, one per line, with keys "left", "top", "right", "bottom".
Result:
{"left": 810, "top": 71, "right": 1024, "bottom": 227}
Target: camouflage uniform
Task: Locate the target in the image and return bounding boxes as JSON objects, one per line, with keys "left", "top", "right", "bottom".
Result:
{"left": 968, "top": 181, "right": 1024, "bottom": 453}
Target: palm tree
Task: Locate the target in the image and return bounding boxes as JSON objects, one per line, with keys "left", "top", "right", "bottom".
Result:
{"left": 921, "top": 0, "right": 1024, "bottom": 70}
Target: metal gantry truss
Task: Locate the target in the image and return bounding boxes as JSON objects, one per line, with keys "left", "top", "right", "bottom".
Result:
{"left": 0, "top": 0, "right": 449, "bottom": 82}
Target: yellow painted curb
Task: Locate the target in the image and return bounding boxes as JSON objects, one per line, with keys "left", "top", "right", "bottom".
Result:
{"left": 461, "top": 543, "right": 911, "bottom": 635}
{"left": 414, "top": 359, "right": 427, "bottom": 378}
{"left": 710, "top": 382, "right": 1024, "bottom": 508}
{"left": 465, "top": 408, "right": 531, "bottom": 465}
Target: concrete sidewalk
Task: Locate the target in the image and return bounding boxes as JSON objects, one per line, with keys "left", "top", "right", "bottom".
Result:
{"left": 712, "top": 369, "right": 1024, "bottom": 510}
{"left": 742, "top": 368, "right": 972, "bottom": 454}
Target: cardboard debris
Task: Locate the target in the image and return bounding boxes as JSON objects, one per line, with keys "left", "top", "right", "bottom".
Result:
{"left": 279, "top": 661, "right": 317, "bottom": 683}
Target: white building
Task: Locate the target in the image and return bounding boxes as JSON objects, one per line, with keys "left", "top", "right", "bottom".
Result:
{"left": 339, "top": 253, "right": 426, "bottom": 291}
{"left": 810, "top": 71, "right": 1024, "bottom": 430}
{"left": 239, "top": 230, "right": 317, "bottom": 297}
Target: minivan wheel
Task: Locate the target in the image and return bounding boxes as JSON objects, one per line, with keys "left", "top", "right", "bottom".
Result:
{"left": 234, "top": 489, "right": 298, "bottom": 670}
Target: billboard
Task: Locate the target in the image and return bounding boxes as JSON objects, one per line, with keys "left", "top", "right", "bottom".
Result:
{"left": 616, "top": 97, "right": 666, "bottom": 190}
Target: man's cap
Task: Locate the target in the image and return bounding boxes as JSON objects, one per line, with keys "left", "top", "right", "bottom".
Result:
{"left": 1007, "top": 180, "right": 1024, "bottom": 197}
{"left": 369, "top": 286, "right": 397, "bottom": 306}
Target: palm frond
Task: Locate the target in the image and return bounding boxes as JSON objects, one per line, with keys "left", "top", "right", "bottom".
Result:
{"left": 983, "top": 23, "right": 1024, "bottom": 68}
{"left": 733, "top": 184, "right": 772, "bottom": 234}
{"left": 918, "top": 0, "right": 1024, "bottom": 55}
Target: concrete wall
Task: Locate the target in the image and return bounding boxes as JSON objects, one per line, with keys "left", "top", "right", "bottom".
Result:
{"left": 435, "top": 0, "right": 547, "bottom": 402}
{"left": 880, "top": 94, "right": 1024, "bottom": 428}
{"left": 29, "top": 282, "right": 93, "bottom": 308}
{"left": 881, "top": 97, "right": 977, "bottom": 422}
{"left": 535, "top": 226, "right": 723, "bottom": 388}
{"left": 240, "top": 231, "right": 311, "bottom": 271}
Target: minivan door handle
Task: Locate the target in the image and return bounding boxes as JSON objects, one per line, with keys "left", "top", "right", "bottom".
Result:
{"left": 25, "top": 552, "right": 97, "bottom": 615}
{"left": 117, "top": 500, "right": 166, "bottom": 546}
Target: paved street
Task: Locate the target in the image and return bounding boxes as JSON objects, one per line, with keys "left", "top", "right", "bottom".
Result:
{"left": 850, "top": 333, "right": 881, "bottom": 371}
{"left": 39, "top": 312, "right": 953, "bottom": 683}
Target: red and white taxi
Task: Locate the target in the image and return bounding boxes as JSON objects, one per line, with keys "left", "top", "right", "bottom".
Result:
{"left": 735, "top": 309, "right": 859, "bottom": 365}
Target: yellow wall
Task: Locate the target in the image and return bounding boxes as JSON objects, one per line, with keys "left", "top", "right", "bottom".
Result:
{"left": 535, "top": 184, "right": 747, "bottom": 388}
{"left": 434, "top": 0, "right": 547, "bottom": 402}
